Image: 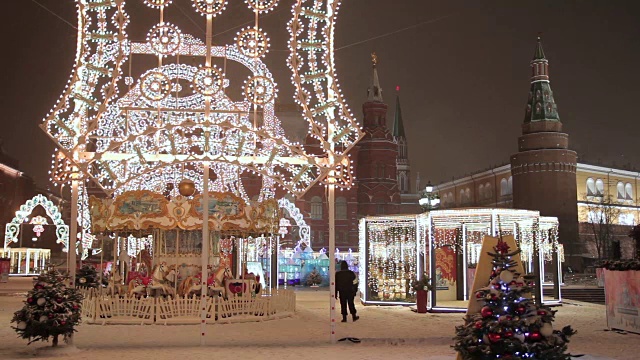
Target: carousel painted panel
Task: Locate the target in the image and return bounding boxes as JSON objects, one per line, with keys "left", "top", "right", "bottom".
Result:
{"left": 110, "top": 191, "right": 176, "bottom": 230}
{"left": 88, "top": 196, "right": 111, "bottom": 233}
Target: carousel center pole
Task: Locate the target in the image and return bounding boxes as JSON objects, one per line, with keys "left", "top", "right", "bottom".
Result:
{"left": 200, "top": 162, "right": 210, "bottom": 346}
{"left": 200, "top": 7, "right": 214, "bottom": 346}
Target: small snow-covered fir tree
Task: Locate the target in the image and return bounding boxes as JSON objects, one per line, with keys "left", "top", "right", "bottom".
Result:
{"left": 11, "top": 270, "right": 83, "bottom": 346}
{"left": 306, "top": 268, "right": 323, "bottom": 286}
{"left": 453, "top": 239, "right": 575, "bottom": 359}
{"left": 76, "top": 264, "right": 99, "bottom": 288}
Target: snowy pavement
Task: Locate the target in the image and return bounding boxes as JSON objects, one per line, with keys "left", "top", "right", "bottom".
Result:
{"left": 0, "top": 278, "right": 638, "bottom": 359}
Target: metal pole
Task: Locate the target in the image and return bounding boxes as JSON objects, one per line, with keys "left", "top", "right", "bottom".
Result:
{"left": 462, "top": 223, "right": 467, "bottom": 300}
{"left": 328, "top": 182, "right": 336, "bottom": 343}
{"left": 200, "top": 162, "right": 210, "bottom": 346}
{"left": 69, "top": 179, "right": 79, "bottom": 287}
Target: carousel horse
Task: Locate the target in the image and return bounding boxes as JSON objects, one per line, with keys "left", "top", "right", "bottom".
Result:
{"left": 179, "top": 267, "right": 231, "bottom": 298}
{"left": 147, "top": 263, "right": 176, "bottom": 298}
{"left": 106, "top": 271, "right": 123, "bottom": 297}
{"left": 127, "top": 273, "right": 151, "bottom": 298}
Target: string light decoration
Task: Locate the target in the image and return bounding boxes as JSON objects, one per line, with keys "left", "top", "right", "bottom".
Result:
{"left": 361, "top": 209, "right": 563, "bottom": 305}
{"left": 42, "top": 1, "right": 362, "bottom": 199}
{"left": 278, "top": 197, "right": 311, "bottom": 248}
{"left": 236, "top": 27, "right": 270, "bottom": 58}
{"left": 147, "top": 23, "right": 182, "bottom": 57}
{"left": 362, "top": 216, "right": 418, "bottom": 304}
{"left": 145, "top": 0, "right": 173, "bottom": 9}
{"left": 192, "top": 0, "right": 227, "bottom": 16}
{"left": 245, "top": 0, "right": 279, "bottom": 12}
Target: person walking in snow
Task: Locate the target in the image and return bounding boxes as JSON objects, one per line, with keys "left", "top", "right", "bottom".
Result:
{"left": 335, "top": 260, "right": 359, "bottom": 322}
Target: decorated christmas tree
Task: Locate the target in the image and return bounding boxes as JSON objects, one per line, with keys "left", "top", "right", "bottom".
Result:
{"left": 76, "top": 264, "right": 100, "bottom": 288}
{"left": 306, "top": 268, "right": 323, "bottom": 286}
{"left": 11, "top": 270, "right": 83, "bottom": 347}
{"left": 453, "top": 239, "right": 575, "bottom": 359}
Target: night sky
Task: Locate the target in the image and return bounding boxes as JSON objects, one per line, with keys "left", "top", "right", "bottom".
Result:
{"left": 1, "top": 0, "right": 639, "bottom": 192}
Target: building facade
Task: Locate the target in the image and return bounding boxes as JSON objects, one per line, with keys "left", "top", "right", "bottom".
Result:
{"left": 0, "top": 145, "right": 37, "bottom": 228}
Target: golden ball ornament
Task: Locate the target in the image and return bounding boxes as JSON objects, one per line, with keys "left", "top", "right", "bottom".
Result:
{"left": 178, "top": 179, "right": 196, "bottom": 197}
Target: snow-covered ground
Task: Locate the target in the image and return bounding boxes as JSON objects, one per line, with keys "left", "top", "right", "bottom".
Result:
{"left": 0, "top": 278, "right": 637, "bottom": 360}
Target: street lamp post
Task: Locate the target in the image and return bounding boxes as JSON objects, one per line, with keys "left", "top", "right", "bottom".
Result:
{"left": 419, "top": 181, "right": 441, "bottom": 212}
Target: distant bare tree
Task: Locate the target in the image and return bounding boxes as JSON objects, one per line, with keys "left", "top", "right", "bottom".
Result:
{"left": 582, "top": 195, "right": 621, "bottom": 260}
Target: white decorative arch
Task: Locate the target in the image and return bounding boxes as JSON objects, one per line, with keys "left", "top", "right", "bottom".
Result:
{"left": 278, "top": 197, "right": 311, "bottom": 249}
{"left": 4, "top": 194, "right": 69, "bottom": 252}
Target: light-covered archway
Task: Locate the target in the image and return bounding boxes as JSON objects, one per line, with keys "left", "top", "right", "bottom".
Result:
{"left": 278, "top": 197, "right": 311, "bottom": 249}
{"left": 4, "top": 194, "right": 69, "bottom": 252}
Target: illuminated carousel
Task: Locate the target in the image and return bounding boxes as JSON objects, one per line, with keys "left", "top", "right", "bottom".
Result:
{"left": 40, "top": 0, "right": 362, "bottom": 337}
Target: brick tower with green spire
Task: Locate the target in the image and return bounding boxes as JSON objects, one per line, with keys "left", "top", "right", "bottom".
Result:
{"left": 510, "top": 37, "right": 579, "bottom": 264}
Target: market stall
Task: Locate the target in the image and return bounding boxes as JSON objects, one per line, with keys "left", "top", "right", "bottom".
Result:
{"left": 359, "top": 208, "right": 563, "bottom": 310}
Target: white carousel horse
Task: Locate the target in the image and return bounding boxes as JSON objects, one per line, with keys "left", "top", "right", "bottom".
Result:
{"left": 148, "top": 262, "right": 176, "bottom": 298}
{"left": 178, "top": 266, "right": 232, "bottom": 298}
{"left": 127, "top": 273, "right": 151, "bottom": 298}
{"left": 106, "top": 271, "right": 123, "bottom": 297}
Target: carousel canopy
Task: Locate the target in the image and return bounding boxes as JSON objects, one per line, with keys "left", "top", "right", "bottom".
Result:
{"left": 89, "top": 190, "right": 279, "bottom": 234}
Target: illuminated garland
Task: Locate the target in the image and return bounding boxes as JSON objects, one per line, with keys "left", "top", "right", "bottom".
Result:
{"left": 43, "top": 0, "right": 361, "bottom": 199}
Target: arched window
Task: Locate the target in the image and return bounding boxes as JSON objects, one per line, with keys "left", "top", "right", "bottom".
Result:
{"left": 484, "top": 182, "right": 492, "bottom": 199}
{"left": 586, "top": 178, "right": 596, "bottom": 196}
{"left": 478, "top": 184, "right": 484, "bottom": 200}
{"left": 626, "top": 183, "right": 634, "bottom": 200}
{"left": 617, "top": 182, "right": 625, "bottom": 200}
{"left": 448, "top": 192, "right": 453, "bottom": 205}
{"left": 336, "top": 197, "right": 347, "bottom": 220}
{"left": 500, "top": 179, "right": 509, "bottom": 196}
{"left": 398, "top": 173, "right": 406, "bottom": 192}
{"left": 465, "top": 188, "right": 471, "bottom": 203}
{"left": 595, "top": 179, "right": 605, "bottom": 196}
{"left": 310, "top": 196, "right": 323, "bottom": 220}
{"left": 508, "top": 176, "right": 513, "bottom": 194}
{"left": 460, "top": 189, "right": 465, "bottom": 203}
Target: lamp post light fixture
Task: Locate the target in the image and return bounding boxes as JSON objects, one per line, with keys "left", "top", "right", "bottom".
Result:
{"left": 419, "top": 181, "right": 440, "bottom": 212}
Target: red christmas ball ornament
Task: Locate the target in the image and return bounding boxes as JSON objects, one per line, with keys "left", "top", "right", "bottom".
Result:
{"left": 60, "top": 321, "right": 66, "bottom": 326}
{"left": 528, "top": 331, "right": 542, "bottom": 341}
{"left": 494, "top": 284, "right": 501, "bottom": 290}
{"left": 516, "top": 306, "right": 526, "bottom": 314}
{"left": 504, "top": 331, "right": 514, "bottom": 338}
{"left": 474, "top": 321, "right": 483, "bottom": 329}
{"left": 506, "top": 315, "right": 512, "bottom": 321}
{"left": 48, "top": 313, "right": 54, "bottom": 319}
{"left": 537, "top": 310, "right": 547, "bottom": 316}
{"left": 73, "top": 305, "right": 79, "bottom": 310}
{"left": 481, "top": 306, "right": 493, "bottom": 318}
{"left": 510, "top": 281, "right": 517, "bottom": 285}
{"left": 491, "top": 270, "right": 497, "bottom": 277}
{"left": 475, "top": 291, "right": 484, "bottom": 298}
{"left": 56, "top": 297, "right": 63, "bottom": 303}
{"left": 488, "top": 333, "right": 502, "bottom": 343}
{"left": 27, "top": 297, "right": 33, "bottom": 304}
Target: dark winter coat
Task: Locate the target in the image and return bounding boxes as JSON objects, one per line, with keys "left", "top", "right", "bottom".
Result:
{"left": 335, "top": 263, "right": 357, "bottom": 298}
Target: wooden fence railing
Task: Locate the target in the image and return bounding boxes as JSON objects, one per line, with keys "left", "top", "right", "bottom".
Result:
{"left": 79, "top": 289, "right": 295, "bottom": 325}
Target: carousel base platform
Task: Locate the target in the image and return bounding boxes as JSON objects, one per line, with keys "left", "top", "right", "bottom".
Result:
{"left": 80, "top": 289, "right": 296, "bottom": 325}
